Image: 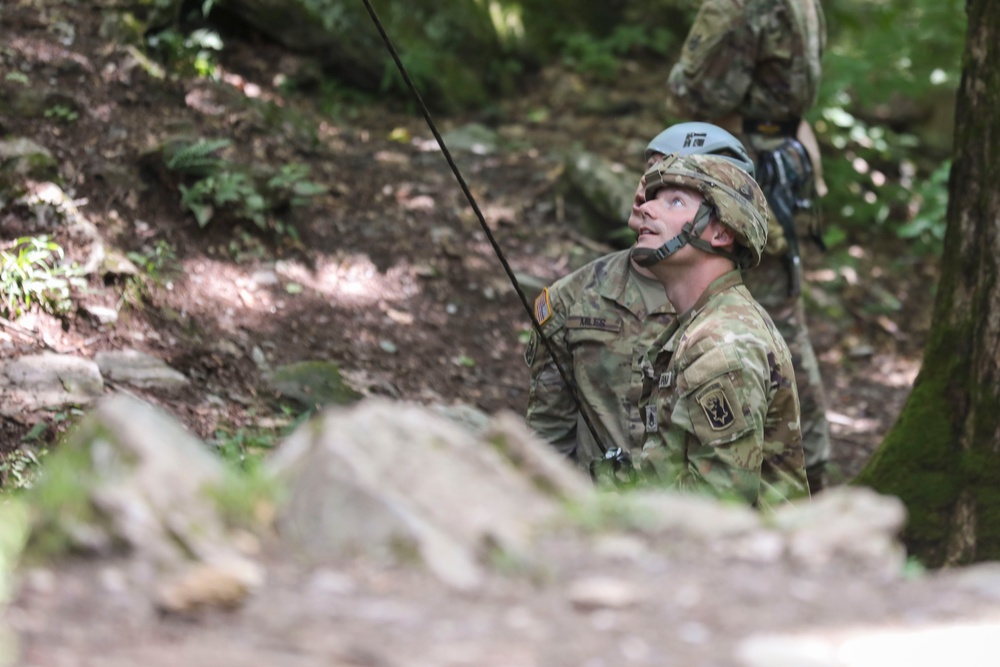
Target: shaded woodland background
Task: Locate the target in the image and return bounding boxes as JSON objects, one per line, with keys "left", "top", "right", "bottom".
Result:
{"left": 0, "top": 0, "right": 977, "bottom": 563}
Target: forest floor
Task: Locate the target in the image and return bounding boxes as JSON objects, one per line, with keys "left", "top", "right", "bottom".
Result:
{"left": 1, "top": 2, "right": 976, "bottom": 666}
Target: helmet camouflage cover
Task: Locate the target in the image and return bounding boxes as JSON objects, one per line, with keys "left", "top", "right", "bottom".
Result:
{"left": 643, "top": 153, "right": 770, "bottom": 268}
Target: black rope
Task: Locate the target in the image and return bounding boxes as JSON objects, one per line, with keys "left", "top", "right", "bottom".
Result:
{"left": 359, "top": 0, "right": 610, "bottom": 456}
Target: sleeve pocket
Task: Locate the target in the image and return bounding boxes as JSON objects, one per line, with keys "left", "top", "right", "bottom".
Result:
{"left": 678, "top": 346, "right": 754, "bottom": 447}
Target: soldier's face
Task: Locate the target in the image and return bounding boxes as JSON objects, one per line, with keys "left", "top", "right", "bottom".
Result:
{"left": 627, "top": 152, "right": 667, "bottom": 235}
{"left": 634, "top": 186, "right": 704, "bottom": 257}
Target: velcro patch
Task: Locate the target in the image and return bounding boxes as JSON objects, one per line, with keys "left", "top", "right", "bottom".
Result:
{"left": 534, "top": 288, "right": 552, "bottom": 326}
{"left": 565, "top": 316, "right": 621, "bottom": 333}
{"left": 523, "top": 332, "right": 538, "bottom": 366}
{"left": 644, "top": 405, "right": 658, "bottom": 433}
{"left": 696, "top": 381, "right": 736, "bottom": 431}
{"left": 658, "top": 371, "right": 673, "bottom": 389}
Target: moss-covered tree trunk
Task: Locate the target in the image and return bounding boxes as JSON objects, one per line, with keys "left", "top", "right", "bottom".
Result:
{"left": 855, "top": 0, "right": 1000, "bottom": 567}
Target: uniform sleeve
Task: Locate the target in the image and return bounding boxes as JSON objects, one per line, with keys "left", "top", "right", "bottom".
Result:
{"left": 524, "top": 289, "right": 578, "bottom": 459}
{"left": 665, "top": 0, "right": 757, "bottom": 120}
{"left": 668, "top": 342, "right": 768, "bottom": 504}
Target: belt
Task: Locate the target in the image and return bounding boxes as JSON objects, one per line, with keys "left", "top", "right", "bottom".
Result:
{"left": 742, "top": 117, "right": 801, "bottom": 137}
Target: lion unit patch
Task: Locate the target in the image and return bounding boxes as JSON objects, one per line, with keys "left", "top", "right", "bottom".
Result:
{"left": 696, "top": 381, "right": 735, "bottom": 431}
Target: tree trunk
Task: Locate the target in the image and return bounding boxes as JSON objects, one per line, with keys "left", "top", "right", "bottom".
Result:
{"left": 855, "top": 0, "right": 1000, "bottom": 567}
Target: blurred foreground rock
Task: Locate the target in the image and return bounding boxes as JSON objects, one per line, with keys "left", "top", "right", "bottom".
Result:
{"left": 18, "top": 395, "right": 916, "bottom": 593}
{"left": 24, "top": 395, "right": 263, "bottom": 613}
{"left": 268, "top": 399, "right": 592, "bottom": 590}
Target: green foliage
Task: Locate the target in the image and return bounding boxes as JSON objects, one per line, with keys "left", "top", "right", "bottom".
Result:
{"left": 5, "top": 72, "right": 29, "bottom": 85}
{"left": 814, "top": 0, "right": 965, "bottom": 254}
{"left": 166, "top": 140, "right": 323, "bottom": 236}
{"left": 166, "top": 138, "right": 231, "bottom": 176}
{"left": 895, "top": 161, "right": 951, "bottom": 252}
{"left": 43, "top": 104, "right": 78, "bottom": 123}
{"left": 0, "top": 447, "right": 46, "bottom": 491}
{"left": 179, "top": 171, "right": 267, "bottom": 229}
{"left": 126, "top": 239, "right": 178, "bottom": 285}
{"left": 560, "top": 25, "right": 677, "bottom": 81}
{"left": 266, "top": 164, "right": 328, "bottom": 209}
{"left": 23, "top": 439, "right": 101, "bottom": 560}
{"left": 0, "top": 500, "right": 29, "bottom": 606}
{"left": 0, "top": 236, "right": 85, "bottom": 319}
{"left": 822, "top": 0, "right": 965, "bottom": 105}
{"left": 146, "top": 27, "right": 223, "bottom": 78}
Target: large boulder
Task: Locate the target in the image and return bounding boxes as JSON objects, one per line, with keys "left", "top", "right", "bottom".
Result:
{"left": 0, "top": 353, "right": 105, "bottom": 417}
{"left": 267, "top": 398, "right": 591, "bottom": 590}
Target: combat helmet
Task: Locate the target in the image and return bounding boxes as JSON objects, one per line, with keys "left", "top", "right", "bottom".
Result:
{"left": 631, "top": 153, "right": 770, "bottom": 270}
{"left": 645, "top": 122, "right": 755, "bottom": 178}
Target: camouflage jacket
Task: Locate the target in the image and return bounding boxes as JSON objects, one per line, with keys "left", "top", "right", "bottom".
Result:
{"left": 525, "top": 249, "right": 676, "bottom": 468}
{"left": 637, "top": 270, "right": 809, "bottom": 507}
{"left": 666, "top": 0, "right": 826, "bottom": 122}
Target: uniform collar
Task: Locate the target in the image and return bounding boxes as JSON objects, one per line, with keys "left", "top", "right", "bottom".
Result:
{"left": 678, "top": 269, "right": 745, "bottom": 326}
{"left": 597, "top": 248, "right": 675, "bottom": 317}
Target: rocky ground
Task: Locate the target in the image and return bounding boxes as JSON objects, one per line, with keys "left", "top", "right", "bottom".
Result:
{"left": 1, "top": 2, "right": 986, "bottom": 666}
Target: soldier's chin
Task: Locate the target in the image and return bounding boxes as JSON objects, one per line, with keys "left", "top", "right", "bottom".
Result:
{"left": 630, "top": 246, "right": 660, "bottom": 268}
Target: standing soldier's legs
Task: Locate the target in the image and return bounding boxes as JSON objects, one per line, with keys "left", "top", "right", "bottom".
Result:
{"left": 744, "top": 253, "right": 831, "bottom": 493}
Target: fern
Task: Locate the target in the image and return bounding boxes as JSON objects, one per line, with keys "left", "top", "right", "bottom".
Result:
{"left": 166, "top": 139, "right": 231, "bottom": 175}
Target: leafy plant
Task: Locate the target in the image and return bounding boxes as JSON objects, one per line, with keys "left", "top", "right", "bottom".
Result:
{"left": 266, "top": 163, "right": 327, "bottom": 209}
{"left": 895, "top": 161, "right": 950, "bottom": 252}
{"left": 146, "top": 27, "right": 223, "bottom": 78}
{"left": 166, "top": 141, "right": 322, "bottom": 237}
{"left": 125, "top": 239, "right": 178, "bottom": 285}
{"left": 44, "top": 104, "right": 78, "bottom": 123}
{"left": 0, "top": 236, "right": 85, "bottom": 318}
{"left": 166, "top": 138, "right": 231, "bottom": 176}
{"left": 560, "top": 26, "right": 676, "bottom": 81}
{"left": 0, "top": 448, "right": 46, "bottom": 491}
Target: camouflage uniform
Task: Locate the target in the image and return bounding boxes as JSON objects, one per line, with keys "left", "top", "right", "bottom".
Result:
{"left": 524, "top": 249, "right": 675, "bottom": 468}
{"left": 664, "top": 0, "right": 831, "bottom": 489}
{"left": 638, "top": 271, "right": 809, "bottom": 508}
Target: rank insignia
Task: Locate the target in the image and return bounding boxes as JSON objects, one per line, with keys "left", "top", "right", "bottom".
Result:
{"left": 534, "top": 288, "right": 552, "bottom": 326}
{"left": 644, "top": 405, "right": 658, "bottom": 433}
{"left": 697, "top": 382, "right": 735, "bottom": 431}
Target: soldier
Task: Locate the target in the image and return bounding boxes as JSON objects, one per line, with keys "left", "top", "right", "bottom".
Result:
{"left": 664, "top": 0, "right": 832, "bottom": 492}
{"left": 633, "top": 153, "right": 809, "bottom": 507}
{"left": 524, "top": 123, "right": 756, "bottom": 475}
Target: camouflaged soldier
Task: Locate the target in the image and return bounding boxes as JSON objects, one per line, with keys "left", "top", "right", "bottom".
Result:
{"left": 524, "top": 124, "right": 757, "bottom": 472}
{"left": 664, "top": 0, "right": 832, "bottom": 492}
{"left": 633, "top": 153, "right": 809, "bottom": 507}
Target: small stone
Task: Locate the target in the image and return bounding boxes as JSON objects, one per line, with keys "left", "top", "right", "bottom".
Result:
{"left": 567, "top": 577, "right": 642, "bottom": 611}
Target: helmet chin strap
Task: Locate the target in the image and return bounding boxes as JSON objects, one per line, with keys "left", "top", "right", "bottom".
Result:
{"left": 632, "top": 202, "right": 712, "bottom": 268}
{"left": 631, "top": 202, "right": 744, "bottom": 269}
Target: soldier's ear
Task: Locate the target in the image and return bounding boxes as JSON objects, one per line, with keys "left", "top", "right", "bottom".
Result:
{"left": 709, "top": 220, "right": 735, "bottom": 247}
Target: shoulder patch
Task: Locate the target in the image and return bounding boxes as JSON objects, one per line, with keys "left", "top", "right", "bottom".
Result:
{"left": 523, "top": 332, "right": 538, "bottom": 366}
{"left": 696, "top": 381, "right": 736, "bottom": 431}
{"left": 534, "top": 288, "right": 552, "bottom": 326}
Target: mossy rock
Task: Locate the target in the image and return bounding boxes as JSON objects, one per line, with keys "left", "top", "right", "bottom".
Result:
{"left": 264, "top": 361, "right": 363, "bottom": 409}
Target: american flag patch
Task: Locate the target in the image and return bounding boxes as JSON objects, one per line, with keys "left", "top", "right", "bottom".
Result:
{"left": 534, "top": 288, "right": 552, "bottom": 325}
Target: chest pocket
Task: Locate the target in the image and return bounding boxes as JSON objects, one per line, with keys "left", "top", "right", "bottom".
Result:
{"left": 677, "top": 345, "right": 754, "bottom": 448}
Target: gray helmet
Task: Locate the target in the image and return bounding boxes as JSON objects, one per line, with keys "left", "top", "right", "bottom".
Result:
{"left": 645, "top": 122, "right": 756, "bottom": 178}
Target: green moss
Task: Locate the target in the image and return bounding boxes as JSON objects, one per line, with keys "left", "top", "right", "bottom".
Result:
{"left": 22, "top": 434, "right": 104, "bottom": 560}
{"left": 854, "top": 318, "right": 967, "bottom": 564}
{"left": 205, "top": 463, "right": 285, "bottom": 531}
